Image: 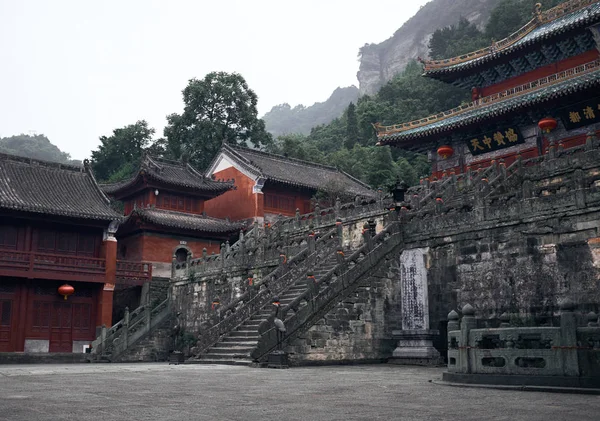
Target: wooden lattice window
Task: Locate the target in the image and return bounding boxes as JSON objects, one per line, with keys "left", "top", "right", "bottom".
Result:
{"left": 57, "top": 233, "right": 77, "bottom": 255}
{"left": 38, "top": 230, "right": 56, "bottom": 252}
{"left": 0, "top": 226, "right": 17, "bottom": 249}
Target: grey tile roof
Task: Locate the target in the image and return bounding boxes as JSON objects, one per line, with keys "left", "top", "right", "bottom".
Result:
{"left": 425, "top": 1, "right": 600, "bottom": 76}
{"left": 126, "top": 207, "right": 243, "bottom": 234}
{"left": 0, "top": 153, "right": 121, "bottom": 221}
{"left": 102, "top": 155, "right": 233, "bottom": 197}
{"left": 214, "top": 144, "right": 375, "bottom": 197}
{"left": 378, "top": 67, "right": 600, "bottom": 145}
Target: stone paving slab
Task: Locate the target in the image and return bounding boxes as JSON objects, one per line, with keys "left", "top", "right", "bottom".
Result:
{"left": 0, "top": 364, "right": 599, "bottom": 421}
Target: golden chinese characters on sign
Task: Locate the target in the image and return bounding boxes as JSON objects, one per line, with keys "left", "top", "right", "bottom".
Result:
{"left": 467, "top": 127, "right": 524, "bottom": 156}
{"left": 560, "top": 99, "right": 600, "bottom": 130}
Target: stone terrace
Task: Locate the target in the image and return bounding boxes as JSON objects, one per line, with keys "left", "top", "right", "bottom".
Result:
{"left": 0, "top": 364, "right": 599, "bottom": 421}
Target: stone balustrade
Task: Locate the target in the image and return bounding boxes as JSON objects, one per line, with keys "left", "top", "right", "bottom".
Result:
{"left": 444, "top": 302, "right": 600, "bottom": 388}
{"left": 172, "top": 197, "right": 391, "bottom": 279}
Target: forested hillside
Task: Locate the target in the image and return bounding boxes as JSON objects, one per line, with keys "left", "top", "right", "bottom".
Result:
{"left": 0, "top": 134, "right": 81, "bottom": 166}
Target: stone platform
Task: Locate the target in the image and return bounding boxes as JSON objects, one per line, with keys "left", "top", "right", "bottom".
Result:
{"left": 0, "top": 364, "right": 599, "bottom": 421}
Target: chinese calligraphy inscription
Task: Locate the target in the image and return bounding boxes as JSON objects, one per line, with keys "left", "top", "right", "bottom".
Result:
{"left": 466, "top": 127, "right": 525, "bottom": 156}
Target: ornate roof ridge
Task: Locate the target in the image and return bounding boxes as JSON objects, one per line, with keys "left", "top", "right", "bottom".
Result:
{"left": 376, "top": 58, "right": 600, "bottom": 139}
{"left": 423, "top": 0, "right": 598, "bottom": 72}
{"left": 225, "top": 143, "right": 342, "bottom": 172}
{"left": 127, "top": 206, "right": 244, "bottom": 233}
{"left": 0, "top": 152, "right": 85, "bottom": 173}
{"left": 133, "top": 206, "right": 224, "bottom": 220}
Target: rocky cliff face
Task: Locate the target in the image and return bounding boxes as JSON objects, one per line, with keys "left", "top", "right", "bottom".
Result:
{"left": 357, "top": 0, "right": 502, "bottom": 95}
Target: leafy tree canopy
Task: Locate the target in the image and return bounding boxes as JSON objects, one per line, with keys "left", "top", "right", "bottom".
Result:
{"left": 90, "top": 120, "right": 163, "bottom": 182}
{"left": 164, "top": 72, "right": 272, "bottom": 170}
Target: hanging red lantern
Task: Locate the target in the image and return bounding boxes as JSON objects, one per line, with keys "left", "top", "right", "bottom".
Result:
{"left": 437, "top": 145, "right": 454, "bottom": 159}
{"left": 58, "top": 284, "right": 75, "bottom": 301}
{"left": 538, "top": 117, "right": 557, "bottom": 133}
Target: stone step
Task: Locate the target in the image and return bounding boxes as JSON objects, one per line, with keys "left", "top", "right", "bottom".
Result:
{"left": 228, "top": 331, "right": 260, "bottom": 339}
{"left": 201, "top": 352, "right": 251, "bottom": 359}
{"left": 206, "top": 347, "right": 254, "bottom": 355}
{"left": 221, "top": 338, "right": 258, "bottom": 345}
{"left": 188, "top": 358, "right": 252, "bottom": 366}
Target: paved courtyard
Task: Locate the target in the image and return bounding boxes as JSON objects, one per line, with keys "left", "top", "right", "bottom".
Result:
{"left": 0, "top": 363, "right": 599, "bottom": 420}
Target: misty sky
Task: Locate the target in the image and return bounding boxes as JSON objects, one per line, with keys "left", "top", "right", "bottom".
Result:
{"left": 0, "top": 0, "right": 430, "bottom": 160}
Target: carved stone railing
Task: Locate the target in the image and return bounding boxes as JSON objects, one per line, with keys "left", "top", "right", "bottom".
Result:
{"left": 188, "top": 225, "right": 343, "bottom": 360}
{"left": 90, "top": 297, "right": 171, "bottom": 361}
{"left": 251, "top": 213, "right": 402, "bottom": 362}
{"left": 445, "top": 301, "right": 600, "bottom": 387}
{"left": 401, "top": 136, "right": 600, "bottom": 227}
{"left": 173, "top": 197, "right": 390, "bottom": 278}
{"left": 400, "top": 141, "right": 600, "bottom": 241}
{"left": 269, "top": 197, "right": 389, "bottom": 235}
{"left": 116, "top": 260, "right": 153, "bottom": 286}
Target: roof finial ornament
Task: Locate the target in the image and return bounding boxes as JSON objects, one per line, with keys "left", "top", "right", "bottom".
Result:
{"left": 534, "top": 2, "right": 543, "bottom": 21}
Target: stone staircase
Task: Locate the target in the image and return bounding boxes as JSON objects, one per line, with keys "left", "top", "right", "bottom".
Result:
{"left": 89, "top": 297, "right": 172, "bottom": 362}
{"left": 192, "top": 254, "right": 340, "bottom": 365}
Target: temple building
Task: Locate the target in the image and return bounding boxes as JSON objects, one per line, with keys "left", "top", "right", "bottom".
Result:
{"left": 376, "top": 0, "right": 600, "bottom": 179}
{"left": 204, "top": 144, "right": 375, "bottom": 223}
{"left": 0, "top": 154, "right": 151, "bottom": 353}
{"left": 101, "top": 155, "right": 243, "bottom": 279}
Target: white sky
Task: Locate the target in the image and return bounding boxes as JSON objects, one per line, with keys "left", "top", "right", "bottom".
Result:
{"left": 0, "top": 0, "right": 430, "bottom": 160}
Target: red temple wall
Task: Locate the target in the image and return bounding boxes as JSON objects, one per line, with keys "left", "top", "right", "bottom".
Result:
{"left": 481, "top": 50, "right": 600, "bottom": 97}
{"left": 204, "top": 167, "right": 261, "bottom": 221}
{"left": 262, "top": 185, "right": 313, "bottom": 217}
{"left": 124, "top": 189, "right": 205, "bottom": 216}
{"left": 118, "top": 232, "right": 221, "bottom": 263}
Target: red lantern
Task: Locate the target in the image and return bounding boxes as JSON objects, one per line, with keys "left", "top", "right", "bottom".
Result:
{"left": 538, "top": 117, "right": 557, "bottom": 133}
{"left": 58, "top": 284, "right": 74, "bottom": 301}
{"left": 437, "top": 145, "right": 454, "bottom": 159}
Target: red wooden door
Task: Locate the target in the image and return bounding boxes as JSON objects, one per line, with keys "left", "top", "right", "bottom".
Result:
{"left": 0, "top": 282, "right": 18, "bottom": 352}
{"left": 49, "top": 302, "right": 72, "bottom": 352}
{"left": 0, "top": 299, "right": 13, "bottom": 351}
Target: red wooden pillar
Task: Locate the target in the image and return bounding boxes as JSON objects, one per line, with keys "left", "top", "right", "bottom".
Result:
{"left": 98, "top": 235, "right": 117, "bottom": 328}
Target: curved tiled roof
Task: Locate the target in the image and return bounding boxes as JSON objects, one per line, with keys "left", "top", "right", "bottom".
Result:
{"left": 213, "top": 144, "right": 375, "bottom": 197}
{"left": 424, "top": 0, "right": 600, "bottom": 76}
{"left": 101, "top": 155, "right": 234, "bottom": 197}
{"left": 0, "top": 153, "right": 121, "bottom": 221}
{"left": 378, "top": 65, "right": 600, "bottom": 146}
{"left": 125, "top": 207, "right": 243, "bottom": 234}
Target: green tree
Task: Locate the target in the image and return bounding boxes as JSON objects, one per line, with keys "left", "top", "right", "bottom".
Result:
{"left": 90, "top": 120, "right": 159, "bottom": 182}
{"left": 396, "top": 157, "right": 418, "bottom": 187}
{"left": 485, "top": 0, "right": 564, "bottom": 41}
{"left": 344, "top": 102, "right": 359, "bottom": 149}
{"left": 429, "top": 18, "right": 486, "bottom": 60}
{"left": 164, "top": 72, "right": 272, "bottom": 170}
{"left": 268, "top": 133, "right": 325, "bottom": 163}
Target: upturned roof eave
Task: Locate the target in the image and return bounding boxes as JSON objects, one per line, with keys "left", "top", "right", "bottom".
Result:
{"left": 378, "top": 70, "right": 600, "bottom": 146}
{"left": 422, "top": 0, "right": 600, "bottom": 78}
